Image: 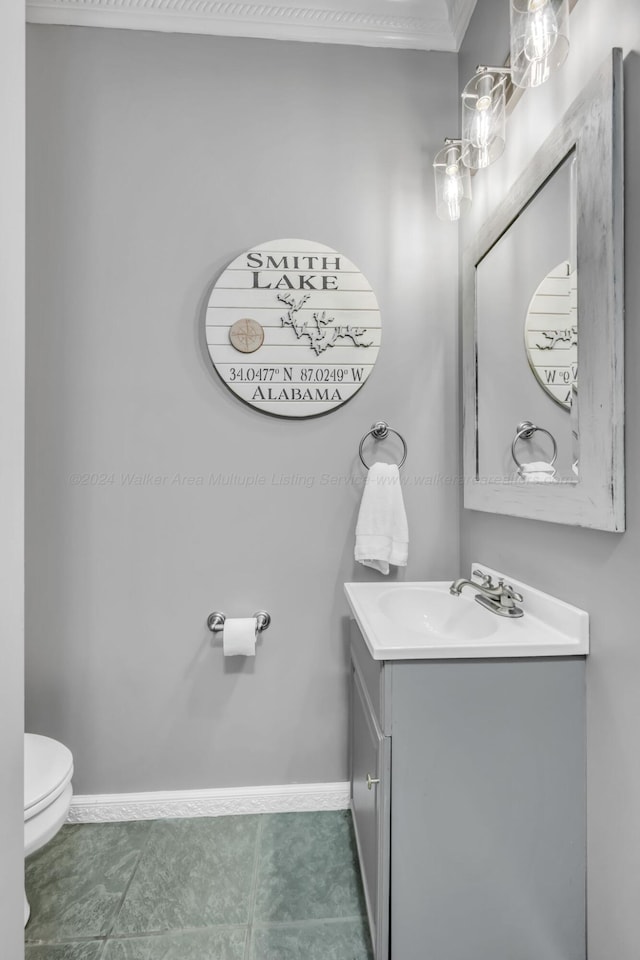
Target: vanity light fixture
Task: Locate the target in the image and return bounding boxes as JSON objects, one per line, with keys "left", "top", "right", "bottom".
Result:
{"left": 510, "top": 0, "right": 570, "bottom": 88}
{"left": 433, "top": 139, "right": 472, "bottom": 222}
{"left": 461, "top": 66, "right": 511, "bottom": 170}
{"left": 433, "top": 1, "right": 573, "bottom": 223}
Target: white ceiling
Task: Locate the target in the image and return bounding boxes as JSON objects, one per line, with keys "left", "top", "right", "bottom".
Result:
{"left": 26, "top": 0, "right": 479, "bottom": 52}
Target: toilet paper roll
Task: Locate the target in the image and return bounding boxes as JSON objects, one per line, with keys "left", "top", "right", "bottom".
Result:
{"left": 223, "top": 617, "right": 257, "bottom": 657}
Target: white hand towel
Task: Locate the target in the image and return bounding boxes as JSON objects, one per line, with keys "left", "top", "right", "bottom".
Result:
{"left": 517, "top": 460, "right": 557, "bottom": 483}
{"left": 355, "top": 462, "right": 409, "bottom": 575}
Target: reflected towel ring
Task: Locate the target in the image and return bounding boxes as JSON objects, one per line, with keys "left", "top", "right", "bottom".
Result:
{"left": 359, "top": 421, "right": 408, "bottom": 470}
{"left": 511, "top": 420, "right": 558, "bottom": 470}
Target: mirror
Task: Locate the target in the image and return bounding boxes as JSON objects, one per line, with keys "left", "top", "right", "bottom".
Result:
{"left": 476, "top": 153, "right": 577, "bottom": 484}
{"left": 463, "top": 49, "right": 624, "bottom": 531}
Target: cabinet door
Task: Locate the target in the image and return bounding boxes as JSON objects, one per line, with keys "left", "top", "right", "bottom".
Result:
{"left": 351, "top": 662, "right": 390, "bottom": 960}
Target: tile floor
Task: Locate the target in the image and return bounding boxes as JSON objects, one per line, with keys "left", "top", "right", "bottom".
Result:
{"left": 25, "top": 810, "right": 373, "bottom": 960}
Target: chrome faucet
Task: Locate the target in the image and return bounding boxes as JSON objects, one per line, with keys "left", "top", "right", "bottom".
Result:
{"left": 450, "top": 568, "right": 524, "bottom": 619}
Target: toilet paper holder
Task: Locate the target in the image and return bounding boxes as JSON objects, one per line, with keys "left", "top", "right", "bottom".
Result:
{"left": 207, "top": 611, "right": 271, "bottom": 634}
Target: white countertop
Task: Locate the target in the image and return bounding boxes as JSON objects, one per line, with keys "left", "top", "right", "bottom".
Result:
{"left": 344, "top": 566, "right": 589, "bottom": 661}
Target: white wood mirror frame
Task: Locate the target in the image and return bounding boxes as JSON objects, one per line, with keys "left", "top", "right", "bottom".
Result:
{"left": 462, "top": 49, "right": 624, "bottom": 531}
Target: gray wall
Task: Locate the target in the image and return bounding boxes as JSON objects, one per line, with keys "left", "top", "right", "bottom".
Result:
{"left": 459, "top": 1, "right": 640, "bottom": 957}
{"left": 1, "top": 1, "right": 25, "bottom": 955}
{"left": 25, "top": 26, "right": 460, "bottom": 794}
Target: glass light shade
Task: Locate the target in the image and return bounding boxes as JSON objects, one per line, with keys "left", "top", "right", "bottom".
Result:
{"left": 461, "top": 72, "right": 507, "bottom": 170}
{"left": 510, "top": 0, "right": 570, "bottom": 88}
{"left": 433, "top": 144, "right": 472, "bottom": 222}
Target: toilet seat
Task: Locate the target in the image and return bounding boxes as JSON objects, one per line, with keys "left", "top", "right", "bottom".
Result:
{"left": 24, "top": 733, "right": 74, "bottom": 821}
{"left": 24, "top": 733, "right": 74, "bottom": 926}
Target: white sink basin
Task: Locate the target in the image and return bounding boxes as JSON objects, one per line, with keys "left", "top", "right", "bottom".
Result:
{"left": 377, "top": 585, "right": 498, "bottom": 643}
{"left": 344, "top": 566, "right": 589, "bottom": 660}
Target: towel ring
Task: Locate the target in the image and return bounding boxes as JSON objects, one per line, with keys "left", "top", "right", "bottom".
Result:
{"left": 359, "top": 421, "right": 408, "bottom": 470}
{"left": 511, "top": 420, "right": 558, "bottom": 470}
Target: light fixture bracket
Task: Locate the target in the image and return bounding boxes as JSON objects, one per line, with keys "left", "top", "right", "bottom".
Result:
{"left": 475, "top": 64, "right": 513, "bottom": 77}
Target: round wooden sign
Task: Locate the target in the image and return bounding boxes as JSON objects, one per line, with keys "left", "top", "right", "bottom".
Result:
{"left": 205, "top": 239, "right": 381, "bottom": 417}
{"left": 524, "top": 260, "right": 577, "bottom": 409}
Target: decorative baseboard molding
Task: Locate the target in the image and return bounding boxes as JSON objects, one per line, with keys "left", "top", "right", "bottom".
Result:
{"left": 67, "top": 780, "right": 351, "bottom": 823}
{"left": 25, "top": 0, "right": 476, "bottom": 52}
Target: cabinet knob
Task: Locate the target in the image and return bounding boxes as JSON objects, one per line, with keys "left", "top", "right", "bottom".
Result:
{"left": 367, "top": 773, "right": 380, "bottom": 791}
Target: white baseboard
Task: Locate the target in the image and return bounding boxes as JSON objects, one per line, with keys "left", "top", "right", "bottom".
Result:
{"left": 67, "top": 781, "right": 350, "bottom": 823}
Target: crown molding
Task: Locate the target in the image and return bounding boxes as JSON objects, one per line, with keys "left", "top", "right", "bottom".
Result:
{"left": 26, "top": 0, "right": 477, "bottom": 52}
{"left": 67, "top": 780, "right": 351, "bottom": 822}
{"left": 447, "top": 0, "right": 476, "bottom": 48}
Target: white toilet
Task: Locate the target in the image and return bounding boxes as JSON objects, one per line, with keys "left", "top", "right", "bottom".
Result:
{"left": 24, "top": 733, "right": 74, "bottom": 926}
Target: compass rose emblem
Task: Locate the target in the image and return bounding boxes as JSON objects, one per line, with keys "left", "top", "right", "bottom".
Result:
{"left": 229, "top": 317, "right": 264, "bottom": 354}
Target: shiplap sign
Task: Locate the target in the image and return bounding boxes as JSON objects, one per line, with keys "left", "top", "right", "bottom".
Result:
{"left": 524, "top": 260, "right": 577, "bottom": 409}
{"left": 206, "top": 239, "right": 381, "bottom": 417}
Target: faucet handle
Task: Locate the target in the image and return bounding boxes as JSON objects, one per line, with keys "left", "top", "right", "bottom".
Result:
{"left": 473, "top": 568, "right": 496, "bottom": 588}
{"left": 502, "top": 581, "right": 524, "bottom": 603}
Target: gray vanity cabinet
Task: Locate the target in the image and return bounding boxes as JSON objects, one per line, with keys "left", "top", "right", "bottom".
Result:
{"left": 349, "top": 620, "right": 586, "bottom": 960}
{"left": 350, "top": 657, "right": 390, "bottom": 959}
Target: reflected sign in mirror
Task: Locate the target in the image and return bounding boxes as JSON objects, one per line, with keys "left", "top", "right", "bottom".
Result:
{"left": 524, "top": 260, "right": 577, "bottom": 410}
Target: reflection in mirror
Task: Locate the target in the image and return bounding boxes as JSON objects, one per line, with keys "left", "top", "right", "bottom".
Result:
{"left": 476, "top": 151, "right": 578, "bottom": 483}
{"left": 524, "top": 259, "right": 578, "bottom": 476}
{"left": 524, "top": 261, "right": 577, "bottom": 410}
